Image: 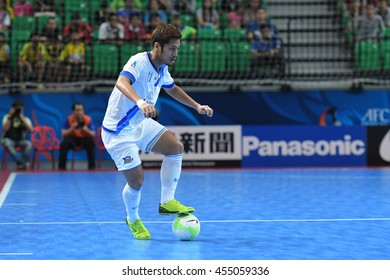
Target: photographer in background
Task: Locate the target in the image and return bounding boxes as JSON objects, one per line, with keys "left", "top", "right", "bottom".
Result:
{"left": 1, "top": 100, "right": 33, "bottom": 170}
{"left": 59, "top": 102, "right": 96, "bottom": 170}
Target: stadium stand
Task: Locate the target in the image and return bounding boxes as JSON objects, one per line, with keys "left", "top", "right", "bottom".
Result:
{"left": 1, "top": 0, "right": 390, "bottom": 92}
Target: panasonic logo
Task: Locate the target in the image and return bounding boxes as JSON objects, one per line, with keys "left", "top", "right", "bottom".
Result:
{"left": 243, "top": 135, "right": 365, "bottom": 157}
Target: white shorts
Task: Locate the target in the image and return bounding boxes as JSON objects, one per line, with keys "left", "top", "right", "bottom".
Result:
{"left": 101, "top": 118, "right": 167, "bottom": 171}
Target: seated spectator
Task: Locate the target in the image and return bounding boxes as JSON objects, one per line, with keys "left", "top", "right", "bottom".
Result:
{"left": 0, "top": 32, "right": 10, "bottom": 83}
{"left": 0, "top": 0, "right": 11, "bottom": 31}
{"left": 378, "top": 0, "right": 390, "bottom": 27}
{"left": 115, "top": 0, "right": 141, "bottom": 25}
{"left": 355, "top": 3, "right": 385, "bottom": 41}
{"left": 125, "top": 12, "right": 146, "bottom": 41}
{"left": 98, "top": 12, "right": 125, "bottom": 45}
{"left": 221, "top": 0, "right": 242, "bottom": 13}
{"left": 250, "top": 24, "right": 284, "bottom": 74}
{"left": 172, "top": 14, "right": 196, "bottom": 40}
{"left": 94, "top": 1, "right": 110, "bottom": 29}
{"left": 59, "top": 102, "right": 96, "bottom": 170}
{"left": 196, "top": 0, "right": 220, "bottom": 29}
{"left": 58, "top": 32, "right": 88, "bottom": 82}
{"left": 144, "top": 12, "right": 163, "bottom": 38}
{"left": 243, "top": 0, "right": 261, "bottom": 26}
{"left": 166, "top": 0, "right": 195, "bottom": 16}
{"left": 144, "top": 0, "right": 167, "bottom": 24}
{"left": 13, "top": 0, "right": 33, "bottom": 16}
{"left": 63, "top": 12, "right": 93, "bottom": 44}
{"left": 40, "top": 16, "right": 61, "bottom": 42}
{"left": 18, "top": 33, "right": 47, "bottom": 87}
{"left": 247, "top": 8, "right": 276, "bottom": 40}
{"left": 45, "top": 35, "right": 63, "bottom": 83}
{"left": 228, "top": 2, "right": 245, "bottom": 29}
{"left": 1, "top": 100, "right": 33, "bottom": 170}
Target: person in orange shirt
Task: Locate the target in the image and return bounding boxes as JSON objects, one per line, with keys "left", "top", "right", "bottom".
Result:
{"left": 59, "top": 102, "right": 96, "bottom": 170}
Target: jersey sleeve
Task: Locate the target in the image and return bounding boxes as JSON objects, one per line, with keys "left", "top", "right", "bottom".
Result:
{"left": 161, "top": 67, "right": 174, "bottom": 89}
{"left": 119, "top": 54, "right": 145, "bottom": 84}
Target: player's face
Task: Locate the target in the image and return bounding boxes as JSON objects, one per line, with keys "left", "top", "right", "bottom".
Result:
{"left": 160, "top": 39, "right": 180, "bottom": 66}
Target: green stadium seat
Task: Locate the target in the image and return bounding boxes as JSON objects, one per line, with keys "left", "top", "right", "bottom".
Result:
{"left": 200, "top": 41, "right": 226, "bottom": 73}
{"left": 11, "top": 30, "right": 31, "bottom": 68}
{"left": 180, "top": 14, "right": 195, "bottom": 27}
{"left": 219, "top": 13, "right": 229, "bottom": 29}
{"left": 380, "top": 40, "right": 390, "bottom": 70}
{"left": 12, "top": 16, "right": 36, "bottom": 32}
{"left": 93, "top": 44, "right": 119, "bottom": 76}
{"left": 355, "top": 41, "right": 380, "bottom": 71}
{"left": 226, "top": 41, "right": 251, "bottom": 73}
{"left": 173, "top": 42, "right": 199, "bottom": 73}
{"left": 120, "top": 43, "right": 146, "bottom": 67}
{"left": 197, "top": 29, "right": 222, "bottom": 40}
{"left": 223, "top": 28, "right": 247, "bottom": 41}
{"left": 64, "top": 0, "right": 89, "bottom": 25}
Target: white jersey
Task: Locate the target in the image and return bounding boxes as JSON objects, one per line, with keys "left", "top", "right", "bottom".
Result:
{"left": 102, "top": 51, "right": 174, "bottom": 135}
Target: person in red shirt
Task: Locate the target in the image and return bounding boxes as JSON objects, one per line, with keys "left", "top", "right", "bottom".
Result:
{"left": 63, "top": 12, "right": 92, "bottom": 44}
{"left": 13, "top": 0, "right": 33, "bottom": 16}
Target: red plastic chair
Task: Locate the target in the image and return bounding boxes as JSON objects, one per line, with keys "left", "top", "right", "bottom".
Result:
{"left": 96, "top": 127, "right": 106, "bottom": 169}
{"left": 31, "top": 126, "right": 61, "bottom": 170}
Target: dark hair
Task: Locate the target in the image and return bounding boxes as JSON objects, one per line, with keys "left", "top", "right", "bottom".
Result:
{"left": 151, "top": 24, "right": 181, "bottom": 49}
{"left": 12, "top": 100, "right": 24, "bottom": 108}
{"left": 72, "top": 102, "right": 84, "bottom": 111}
{"left": 260, "top": 24, "right": 270, "bottom": 30}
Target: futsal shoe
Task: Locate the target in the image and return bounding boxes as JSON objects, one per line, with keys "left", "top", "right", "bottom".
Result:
{"left": 125, "top": 218, "right": 151, "bottom": 240}
{"left": 158, "top": 199, "right": 195, "bottom": 215}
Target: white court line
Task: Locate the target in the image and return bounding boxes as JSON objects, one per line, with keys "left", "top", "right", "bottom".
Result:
{"left": 1, "top": 217, "right": 390, "bottom": 226}
{"left": 0, "top": 253, "right": 33, "bottom": 256}
{"left": 0, "top": 173, "right": 16, "bottom": 209}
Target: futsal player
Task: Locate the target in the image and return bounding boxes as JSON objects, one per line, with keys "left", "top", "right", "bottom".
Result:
{"left": 101, "top": 24, "right": 213, "bottom": 240}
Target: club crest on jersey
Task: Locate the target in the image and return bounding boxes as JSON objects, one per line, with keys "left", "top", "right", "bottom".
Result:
{"left": 131, "top": 61, "right": 137, "bottom": 67}
{"left": 122, "top": 156, "right": 134, "bottom": 164}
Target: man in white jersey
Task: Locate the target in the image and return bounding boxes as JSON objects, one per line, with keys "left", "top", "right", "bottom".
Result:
{"left": 101, "top": 24, "right": 213, "bottom": 240}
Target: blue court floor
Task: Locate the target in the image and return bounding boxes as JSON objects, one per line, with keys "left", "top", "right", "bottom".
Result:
{"left": 0, "top": 168, "right": 390, "bottom": 260}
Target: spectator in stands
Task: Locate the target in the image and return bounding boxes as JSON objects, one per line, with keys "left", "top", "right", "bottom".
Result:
{"left": 221, "top": 0, "right": 242, "bottom": 13}
{"left": 250, "top": 24, "right": 284, "bottom": 74}
{"left": 355, "top": 3, "right": 385, "bottom": 41}
{"left": 58, "top": 32, "right": 88, "bottom": 82}
{"left": 63, "top": 12, "right": 93, "bottom": 44}
{"left": 40, "top": 16, "right": 61, "bottom": 42}
{"left": 247, "top": 8, "right": 276, "bottom": 39}
{"left": 172, "top": 14, "right": 196, "bottom": 40}
{"left": 0, "top": 32, "right": 10, "bottom": 83}
{"left": 227, "top": 2, "right": 245, "bottom": 29}
{"left": 144, "top": 12, "right": 163, "bottom": 38}
{"left": 45, "top": 35, "right": 63, "bottom": 83}
{"left": 94, "top": 1, "right": 110, "bottom": 29}
{"left": 144, "top": 0, "right": 167, "bottom": 24}
{"left": 116, "top": 0, "right": 141, "bottom": 25}
{"left": 166, "top": 0, "right": 195, "bottom": 16}
{"left": 243, "top": 0, "right": 261, "bottom": 25}
{"left": 98, "top": 12, "right": 125, "bottom": 45}
{"left": 196, "top": 0, "right": 220, "bottom": 30}
{"left": 18, "top": 32, "right": 47, "bottom": 88}
{"left": 343, "top": 0, "right": 363, "bottom": 38}
{"left": 2, "top": 100, "right": 33, "bottom": 170}
{"left": 125, "top": 12, "right": 146, "bottom": 41}
{"left": 13, "top": 0, "right": 33, "bottom": 16}
{"left": 33, "top": 0, "right": 55, "bottom": 15}
{"left": 378, "top": 0, "right": 390, "bottom": 27}
{"left": 59, "top": 102, "right": 96, "bottom": 170}
{"left": 0, "top": 0, "right": 11, "bottom": 31}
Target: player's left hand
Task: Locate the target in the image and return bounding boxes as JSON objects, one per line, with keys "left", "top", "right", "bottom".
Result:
{"left": 197, "top": 104, "right": 213, "bottom": 117}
